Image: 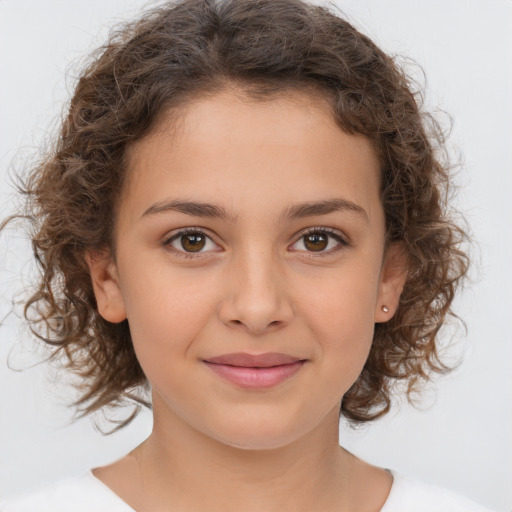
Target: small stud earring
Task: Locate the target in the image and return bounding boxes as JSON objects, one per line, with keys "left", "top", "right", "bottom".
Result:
{"left": 382, "top": 305, "right": 389, "bottom": 313}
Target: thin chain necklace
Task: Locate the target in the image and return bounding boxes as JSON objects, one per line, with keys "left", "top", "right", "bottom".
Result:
{"left": 132, "top": 441, "right": 161, "bottom": 512}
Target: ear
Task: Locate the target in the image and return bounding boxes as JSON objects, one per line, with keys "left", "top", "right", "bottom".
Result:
{"left": 374, "top": 243, "right": 409, "bottom": 323}
{"left": 85, "top": 250, "right": 127, "bottom": 323}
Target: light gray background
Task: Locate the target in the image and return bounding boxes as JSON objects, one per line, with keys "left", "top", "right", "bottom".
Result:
{"left": 1, "top": 1, "right": 511, "bottom": 510}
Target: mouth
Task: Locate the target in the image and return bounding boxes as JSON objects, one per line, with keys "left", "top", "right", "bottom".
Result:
{"left": 203, "top": 352, "right": 307, "bottom": 389}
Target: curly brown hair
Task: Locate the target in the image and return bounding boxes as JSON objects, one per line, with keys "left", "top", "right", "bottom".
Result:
{"left": 6, "top": 0, "right": 469, "bottom": 431}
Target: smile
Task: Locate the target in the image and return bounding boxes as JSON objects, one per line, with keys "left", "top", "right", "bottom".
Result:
{"left": 203, "top": 353, "right": 306, "bottom": 389}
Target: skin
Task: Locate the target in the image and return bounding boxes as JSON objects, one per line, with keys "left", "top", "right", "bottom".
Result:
{"left": 87, "top": 86, "right": 408, "bottom": 512}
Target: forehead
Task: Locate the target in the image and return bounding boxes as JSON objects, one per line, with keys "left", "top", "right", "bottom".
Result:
{"left": 122, "top": 88, "right": 382, "bottom": 223}
{"left": 169, "top": 87, "right": 336, "bottom": 146}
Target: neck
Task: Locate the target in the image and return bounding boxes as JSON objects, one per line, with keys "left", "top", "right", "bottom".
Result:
{"left": 131, "top": 394, "right": 355, "bottom": 512}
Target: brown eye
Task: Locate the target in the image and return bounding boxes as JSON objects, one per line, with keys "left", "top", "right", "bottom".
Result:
{"left": 180, "top": 233, "right": 206, "bottom": 252}
{"left": 165, "top": 229, "right": 219, "bottom": 255}
{"left": 290, "top": 228, "right": 348, "bottom": 254}
{"left": 303, "top": 233, "right": 328, "bottom": 251}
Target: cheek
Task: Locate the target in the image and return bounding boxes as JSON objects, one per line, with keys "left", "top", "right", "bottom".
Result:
{"left": 120, "top": 271, "right": 217, "bottom": 373}
{"left": 300, "top": 259, "right": 379, "bottom": 331}
{"left": 297, "top": 265, "right": 379, "bottom": 383}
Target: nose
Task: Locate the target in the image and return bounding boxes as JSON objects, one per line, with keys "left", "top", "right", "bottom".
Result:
{"left": 217, "top": 248, "right": 294, "bottom": 335}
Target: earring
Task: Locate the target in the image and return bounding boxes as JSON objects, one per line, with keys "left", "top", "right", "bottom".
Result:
{"left": 382, "top": 305, "right": 389, "bottom": 313}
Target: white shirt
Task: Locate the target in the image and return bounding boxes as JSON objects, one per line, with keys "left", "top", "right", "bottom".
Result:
{"left": 0, "top": 469, "right": 496, "bottom": 511}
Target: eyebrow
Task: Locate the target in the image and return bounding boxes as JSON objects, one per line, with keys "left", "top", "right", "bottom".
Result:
{"left": 281, "top": 198, "right": 368, "bottom": 222}
{"left": 141, "top": 198, "right": 368, "bottom": 222}
{"left": 142, "top": 199, "right": 238, "bottom": 222}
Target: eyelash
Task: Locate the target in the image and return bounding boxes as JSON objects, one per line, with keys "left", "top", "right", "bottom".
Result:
{"left": 162, "top": 226, "right": 349, "bottom": 259}
{"left": 293, "top": 227, "right": 349, "bottom": 257}
{"left": 162, "top": 228, "right": 219, "bottom": 260}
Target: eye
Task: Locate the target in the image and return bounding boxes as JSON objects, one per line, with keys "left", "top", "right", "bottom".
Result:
{"left": 290, "top": 228, "right": 348, "bottom": 254}
{"left": 164, "top": 229, "right": 220, "bottom": 256}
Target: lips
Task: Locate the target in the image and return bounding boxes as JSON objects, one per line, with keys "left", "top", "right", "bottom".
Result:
{"left": 203, "top": 352, "right": 306, "bottom": 389}
{"left": 205, "top": 352, "right": 303, "bottom": 367}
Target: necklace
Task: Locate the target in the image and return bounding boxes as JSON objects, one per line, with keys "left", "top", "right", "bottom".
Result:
{"left": 132, "top": 440, "right": 160, "bottom": 512}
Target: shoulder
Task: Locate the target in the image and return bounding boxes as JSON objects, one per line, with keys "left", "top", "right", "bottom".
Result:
{"left": 0, "top": 471, "right": 134, "bottom": 512}
{"left": 382, "top": 471, "right": 496, "bottom": 512}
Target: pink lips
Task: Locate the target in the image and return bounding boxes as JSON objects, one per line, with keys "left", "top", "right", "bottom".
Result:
{"left": 203, "top": 352, "right": 306, "bottom": 389}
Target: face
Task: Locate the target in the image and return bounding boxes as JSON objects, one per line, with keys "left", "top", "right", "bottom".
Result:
{"left": 88, "top": 88, "right": 406, "bottom": 450}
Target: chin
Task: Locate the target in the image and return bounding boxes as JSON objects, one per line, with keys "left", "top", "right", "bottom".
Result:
{"left": 216, "top": 431, "right": 300, "bottom": 452}
{"left": 203, "top": 412, "right": 310, "bottom": 452}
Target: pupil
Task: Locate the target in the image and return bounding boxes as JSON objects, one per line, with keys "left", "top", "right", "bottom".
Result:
{"left": 181, "top": 233, "right": 205, "bottom": 252}
{"left": 305, "top": 233, "right": 327, "bottom": 251}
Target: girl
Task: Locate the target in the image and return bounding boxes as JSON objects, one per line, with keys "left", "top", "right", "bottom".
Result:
{"left": 0, "top": 0, "right": 504, "bottom": 510}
